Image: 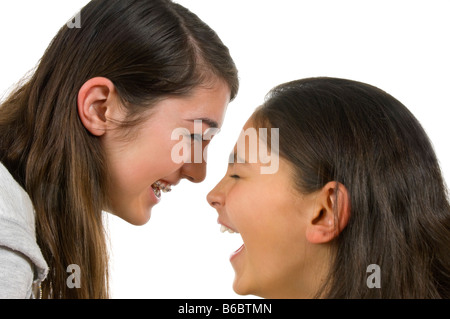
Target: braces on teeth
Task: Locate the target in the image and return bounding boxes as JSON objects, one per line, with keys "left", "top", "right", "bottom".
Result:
{"left": 154, "top": 180, "right": 172, "bottom": 193}
{"left": 152, "top": 180, "right": 172, "bottom": 199}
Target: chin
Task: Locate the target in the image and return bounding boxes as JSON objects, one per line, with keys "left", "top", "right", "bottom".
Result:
{"left": 108, "top": 206, "right": 152, "bottom": 226}
{"left": 129, "top": 209, "right": 152, "bottom": 226}
{"left": 232, "top": 276, "right": 256, "bottom": 297}
{"left": 233, "top": 276, "right": 273, "bottom": 299}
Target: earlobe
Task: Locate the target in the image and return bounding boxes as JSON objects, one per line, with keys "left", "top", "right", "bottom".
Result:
{"left": 305, "top": 182, "right": 351, "bottom": 244}
{"left": 77, "top": 77, "right": 117, "bottom": 136}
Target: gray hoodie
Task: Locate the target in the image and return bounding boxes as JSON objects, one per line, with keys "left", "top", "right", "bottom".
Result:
{"left": 0, "top": 163, "right": 48, "bottom": 298}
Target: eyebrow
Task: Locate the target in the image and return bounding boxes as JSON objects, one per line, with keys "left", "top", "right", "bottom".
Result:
{"left": 185, "top": 118, "right": 219, "bottom": 129}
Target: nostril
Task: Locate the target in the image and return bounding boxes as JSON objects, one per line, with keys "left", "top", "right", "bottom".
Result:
{"left": 206, "top": 185, "right": 224, "bottom": 208}
{"left": 182, "top": 173, "right": 205, "bottom": 183}
{"left": 207, "top": 192, "right": 222, "bottom": 208}
{"left": 180, "top": 162, "right": 207, "bottom": 184}
{"left": 210, "top": 201, "right": 220, "bottom": 208}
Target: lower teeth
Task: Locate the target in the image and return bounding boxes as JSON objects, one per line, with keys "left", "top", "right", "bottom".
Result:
{"left": 152, "top": 186, "right": 161, "bottom": 199}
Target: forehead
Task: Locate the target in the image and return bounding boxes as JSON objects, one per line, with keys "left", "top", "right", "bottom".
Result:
{"left": 179, "top": 80, "right": 231, "bottom": 128}
{"left": 146, "top": 80, "right": 231, "bottom": 130}
{"left": 229, "top": 119, "right": 280, "bottom": 174}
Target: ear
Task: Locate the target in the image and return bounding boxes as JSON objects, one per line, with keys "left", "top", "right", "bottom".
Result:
{"left": 305, "top": 181, "right": 351, "bottom": 244}
{"left": 77, "top": 77, "right": 119, "bottom": 136}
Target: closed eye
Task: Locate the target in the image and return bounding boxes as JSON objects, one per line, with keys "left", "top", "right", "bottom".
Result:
{"left": 190, "top": 134, "right": 203, "bottom": 143}
{"left": 230, "top": 174, "right": 240, "bottom": 179}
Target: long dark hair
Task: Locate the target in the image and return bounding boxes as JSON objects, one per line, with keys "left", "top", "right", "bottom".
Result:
{"left": 253, "top": 77, "right": 450, "bottom": 298}
{"left": 0, "top": 0, "right": 238, "bottom": 298}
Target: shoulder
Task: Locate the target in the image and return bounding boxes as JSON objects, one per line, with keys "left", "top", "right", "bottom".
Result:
{"left": 0, "top": 163, "right": 48, "bottom": 298}
{"left": 0, "top": 246, "right": 35, "bottom": 298}
{"left": 0, "top": 163, "right": 35, "bottom": 233}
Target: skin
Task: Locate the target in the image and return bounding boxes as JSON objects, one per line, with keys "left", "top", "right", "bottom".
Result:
{"left": 78, "top": 77, "right": 231, "bottom": 225}
{"left": 207, "top": 119, "right": 350, "bottom": 298}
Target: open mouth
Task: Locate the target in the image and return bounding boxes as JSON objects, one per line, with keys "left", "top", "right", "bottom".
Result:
{"left": 218, "top": 221, "right": 245, "bottom": 260}
{"left": 151, "top": 180, "right": 172, "bottom": 199}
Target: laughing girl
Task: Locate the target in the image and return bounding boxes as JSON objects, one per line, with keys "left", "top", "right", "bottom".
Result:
{"left": 207, "top": 77, "right": 450, "bottom": 298}
{"left": 0, "top": 0, "right": 238, "bottom": 298}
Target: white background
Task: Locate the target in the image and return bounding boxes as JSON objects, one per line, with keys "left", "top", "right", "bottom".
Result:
{"left": 0, "top": 1, "right": 449, "bottom": 298}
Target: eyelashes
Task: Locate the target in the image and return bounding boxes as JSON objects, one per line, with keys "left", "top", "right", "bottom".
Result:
{"left": 188, "top": 133, "right": 203, "bottom": 143}
{"left": 230, "top": 174, "right": 240, "bottom": 179}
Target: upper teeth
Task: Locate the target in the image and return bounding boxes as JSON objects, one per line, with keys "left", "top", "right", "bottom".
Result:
{"left": 220, "top": 225, "right": 237, "bottom": 234}
{"left": 152, "top": 180, "right": 172, "bottom": 199}
{"left": 154, "top": 180, "right": 172, "bottom": 193}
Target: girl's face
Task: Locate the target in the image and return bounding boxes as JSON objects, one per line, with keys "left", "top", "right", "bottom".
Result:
{"left": 207, "top": 119, "right": 329, "bottom": 298}
{"left": 103, "top": 80, "right": 230, "bottom": 225}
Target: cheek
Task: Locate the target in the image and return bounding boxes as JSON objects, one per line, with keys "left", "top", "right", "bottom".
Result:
{"left": 227, "top": 186, "right": 258, "bottom": 231}
{"left": 109, "top": 138, "right": 182, "bottom": 193}
{"left": 228, "top": 190, "right": 281, "bottom": 263}
{"left": 233, "top": 192, "right": 307, "bottom": 288}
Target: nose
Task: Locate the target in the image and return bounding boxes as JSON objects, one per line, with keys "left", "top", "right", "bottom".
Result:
{"left": 180, "top": 161, "right": 207, "bottom": 183}
{"left": 207, "top": 180, "right": 225, "bottom": 209}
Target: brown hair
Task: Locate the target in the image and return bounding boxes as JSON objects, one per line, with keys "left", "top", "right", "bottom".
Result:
{"left": 253, "top": 77, "right": 450, "bottom": 298}
{"left": 0, "top": 0, "right": 238, "bottom": 298}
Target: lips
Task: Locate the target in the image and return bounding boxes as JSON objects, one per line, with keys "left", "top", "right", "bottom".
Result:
{"left": 231, "top": 244, "right": 245, "bottom": 260}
